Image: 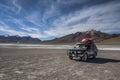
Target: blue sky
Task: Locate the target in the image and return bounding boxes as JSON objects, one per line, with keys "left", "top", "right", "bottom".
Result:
{"left": 0, "top": 0, "right": 120, "bottom": 40}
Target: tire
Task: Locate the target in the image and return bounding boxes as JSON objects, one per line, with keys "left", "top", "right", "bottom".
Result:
{"left": 91, "top": 52, "right": 97, "bottom": 59}
{"left": 69, "top": 56, "right": 73, "bottom": 60}
{"left": 81, "top": 53, "right": 88, "bottom": 61}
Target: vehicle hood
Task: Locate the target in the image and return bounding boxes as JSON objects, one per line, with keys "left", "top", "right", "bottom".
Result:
{"left": 69, "top": 48, "right": 86, "bottom": 51}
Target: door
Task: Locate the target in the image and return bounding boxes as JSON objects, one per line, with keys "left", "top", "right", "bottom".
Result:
{"left": 87, "top": 43, "right": 94, "bottom": 55}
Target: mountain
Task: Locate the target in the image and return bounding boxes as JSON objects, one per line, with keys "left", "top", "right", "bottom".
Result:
{"left": 97, "top": 36, "right": 120, "bottom": 45}
{"left": 42, "top": 30, "right": 119, "bottom": 44}
{"left": 0, "top": 35, "right": 41, "bottom": 43}
{"left": 0, "top": 30, "right": 119, "bottom": 44}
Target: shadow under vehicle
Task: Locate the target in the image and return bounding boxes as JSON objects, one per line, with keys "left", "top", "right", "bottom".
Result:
{"left": 67, "top": 38, "right": 98, "bottom": 61}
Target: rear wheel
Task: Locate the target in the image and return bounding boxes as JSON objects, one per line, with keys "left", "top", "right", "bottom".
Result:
{"left": 81, "top": 53, "right": 88, "bottom": 61}
{"left": 91, "top": 52, "right": 97, "bottom": 59}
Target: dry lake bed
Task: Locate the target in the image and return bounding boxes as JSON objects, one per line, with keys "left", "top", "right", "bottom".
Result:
{"left": 0, "top": 44, "right": 120, "bottom": 80}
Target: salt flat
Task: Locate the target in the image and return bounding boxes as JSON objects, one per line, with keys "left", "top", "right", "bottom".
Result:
{"left": 0, "top": 43, "right": 120, "bottom": 50}
{"left": 0, "top": 48, "right": 120, "bottom": 80}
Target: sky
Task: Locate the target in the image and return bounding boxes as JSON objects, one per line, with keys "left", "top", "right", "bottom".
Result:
{"left": 0, "top": 0, "right": 120, "bottom": 40}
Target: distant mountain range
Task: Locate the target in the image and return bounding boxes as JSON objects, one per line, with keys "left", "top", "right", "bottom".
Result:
{"left": 0, "top": 30, "right": 120, "bottom": 44}
{"left": 42, "top": 30, "right": 120, "bottom": 44}
{"left": 0, "top": 35, "right": 41, "bottom": 43}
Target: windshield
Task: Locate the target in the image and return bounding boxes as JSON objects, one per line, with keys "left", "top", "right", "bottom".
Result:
{"left": 74, "top": 44, "right": 87, "bottom": 49}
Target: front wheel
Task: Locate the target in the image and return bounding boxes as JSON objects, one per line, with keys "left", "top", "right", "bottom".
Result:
{"left": 81, "top": 53, "right": 88, "bottom": 61}
{"left": 69, "top": 56, "right": 73, "bottom": 60}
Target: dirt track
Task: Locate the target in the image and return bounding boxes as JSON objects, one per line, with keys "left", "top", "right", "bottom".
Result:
{"left": 0, "top": 48, "right": 120, "bottom": 80}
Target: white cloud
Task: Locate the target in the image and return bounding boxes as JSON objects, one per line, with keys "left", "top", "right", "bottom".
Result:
{"left": 9, "top": 17, "right": 40, "bottom": 33}
{"left": 25, "top": 12, "right": 42, "bottom": 26}
{"left": 57, "top": 0, "right": 90, "bottom": 5}
{"left": 21, "top": 27, "right": 39, "bottom": 32}
{"left": 0, "top": 25, "right": 42, "bottom": 38}
{"left": 0, "top": 0, "right": 22, "bottom": 14}
{"left": 12, "top": 0, "right": 22, "bottom": 14}
{"left": 44, "top": 1, "right": 120, "bottom": 37}
{"left": 0, "top": 3, "right": 15, "bottom": 13}
{"left": 0, "top": 25, "right": 27, "bottom": 36}
{"left": 0, "top": 20, "right": 44, "bottom": 38}
{"left": 42, "top": 4, "right": 60, "bottom": 23}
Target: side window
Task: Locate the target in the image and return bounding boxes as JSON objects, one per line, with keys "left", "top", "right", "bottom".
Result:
{"left": 91, "top": 43, "right": 95, "bottom": 50}
{"left": 87, "top": 43, "right": 94, "bottom": 51}
{"left": 87, "top": 44, "right": 91, "bottom": 51}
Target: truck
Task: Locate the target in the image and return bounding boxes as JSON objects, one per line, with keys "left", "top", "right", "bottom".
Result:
{"left": 67, "top": 38, "right": 98, "bottom": 61}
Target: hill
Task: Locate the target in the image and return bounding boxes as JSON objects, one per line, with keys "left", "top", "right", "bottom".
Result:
{"left": 97, "top": 36, "right": 120, "bottom": 45}
{"left": 0, "top": 35, "right": 41, "bottom": 43}
{"left": 41, "top": 30, "right": 119, "bottom": 44}
{"left": 0, "top": 30, "right": 119, "bottom": 44}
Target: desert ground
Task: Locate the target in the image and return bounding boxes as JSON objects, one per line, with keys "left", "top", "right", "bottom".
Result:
{"left": 0, "top": 45, "right": 120, "bottom": 80}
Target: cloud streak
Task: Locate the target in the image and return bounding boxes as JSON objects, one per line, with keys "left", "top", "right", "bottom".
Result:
{"left": 0, "top": 19, "right": 43, "bottom": 38}
{"left": 12, "top": 0, "right": 22, "bottom": 14}
{"left": 44, "top": 0, "right": 120, "bottom": 38}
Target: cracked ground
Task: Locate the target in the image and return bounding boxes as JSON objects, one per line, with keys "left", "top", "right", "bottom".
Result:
{"left": 0, "top": 48, "right": 120, "bottom": 80}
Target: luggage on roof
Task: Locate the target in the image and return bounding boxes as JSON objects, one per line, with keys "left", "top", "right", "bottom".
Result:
{"left": 81, "top": 38, "right": 94, "bottom": 43}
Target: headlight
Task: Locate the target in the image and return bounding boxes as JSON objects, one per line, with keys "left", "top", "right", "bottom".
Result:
{"left": 77, "top": 51, "right": 81, "bottom": 53}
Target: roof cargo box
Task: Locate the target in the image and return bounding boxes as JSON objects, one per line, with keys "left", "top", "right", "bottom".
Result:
{"left": 81, "top": 38, "right": 94, "bottom": 43}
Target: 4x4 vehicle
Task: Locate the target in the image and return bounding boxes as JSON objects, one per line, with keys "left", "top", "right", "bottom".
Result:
{"left": 67, "top": 38, "right": 98, "bottom": 61}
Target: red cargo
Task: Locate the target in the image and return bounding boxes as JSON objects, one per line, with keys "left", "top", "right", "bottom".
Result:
{"left": 81, "top": 38, "right": 94, "bottom": 43}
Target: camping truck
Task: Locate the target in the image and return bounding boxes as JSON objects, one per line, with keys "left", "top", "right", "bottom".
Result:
{"left": 67, "top": 38, "right": 98, "bottom": 61}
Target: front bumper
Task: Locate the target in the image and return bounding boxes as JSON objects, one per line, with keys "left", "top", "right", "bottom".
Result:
{"left": 68, "top": 50, "right": 84, "bottom": 57}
